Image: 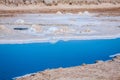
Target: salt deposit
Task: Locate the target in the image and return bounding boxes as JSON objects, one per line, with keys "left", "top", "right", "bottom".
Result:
{"left": 83, "top": 11, "right": 90, "bottom": 16}
{"left": 66, "top": 13, "right": 73, "bottom": 15}
{"left": 78, "top": 12, "right": 83, "bottom": 15}
{"left": 109, "top": 53, "right": 120, "bottom": 57}
{"left": 0, "top": 13, "right": 120, "bottom": 44}
{"left": 0, "top": 25, "right": 13, "bottom": 34}
{"left": 15, "top": 19, "right": 25, "bottom": 24}
{"left": 56, "top": 11, "right": 62, "bottom": 15}
{"left": 31, "top": 24, "right": 42, "bottom": 33}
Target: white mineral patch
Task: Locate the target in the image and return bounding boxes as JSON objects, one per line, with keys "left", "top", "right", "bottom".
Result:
{"left": 66, "top": 13, "right": 73, "bottom": 15}
{"left": 28, "top": 27, "right": 36, "bottom": 33}
{"left": 15, "top": 19, "right": 25, "bottom": 24}
{"left": 56, "top": 11, "right": 62, "bottom": 15}
{"left": 83, "top": 11, "right": 91, "bottom": 16}
{"left": 31, "top": 24, "right": 42, "bottom": 33}
{"left": 46, "top": 27, "right": 58, "bottom": 33}
{"left": 78, "top": 12, "right": 82, "bottom": 15}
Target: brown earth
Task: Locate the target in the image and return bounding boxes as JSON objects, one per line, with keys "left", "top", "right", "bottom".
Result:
{"left": 0, "top": 4, "right": 120, "bottom": 15}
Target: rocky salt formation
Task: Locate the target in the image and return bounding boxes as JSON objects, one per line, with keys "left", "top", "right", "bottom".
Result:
{"left": 30, "top": 24, "right": 43, "bottom": 33}
{"left": 15, "top": 56, "right": 120, "bottom": 80}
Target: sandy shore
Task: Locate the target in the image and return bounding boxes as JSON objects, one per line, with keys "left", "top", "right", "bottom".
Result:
{"left": 15, "top": 56, "right": 120, "bottom": 80}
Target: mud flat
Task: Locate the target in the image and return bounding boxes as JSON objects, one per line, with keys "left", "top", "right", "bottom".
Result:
{"left": 15, "top": 56, "right": 120, "bottom": 80}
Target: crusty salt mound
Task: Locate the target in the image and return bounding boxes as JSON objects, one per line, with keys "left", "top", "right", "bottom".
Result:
{"left": 15, "top": 19, "right": 25, "bottom": 24}
{"left": 0, "top": 25, "right": 13, "bottom": 34}
{"left": 56, "top": 11, "right": 62, "bottom": 15}
{"left": 30, "top": 24, "right": 43, "bottom": 33}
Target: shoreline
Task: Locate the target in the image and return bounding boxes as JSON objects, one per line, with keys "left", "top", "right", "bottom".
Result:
{"left": 15, "top": 56, "right": 120, "bottom": 80}
{"left": 0, "top": 35, "right": 120, "bottom": 44}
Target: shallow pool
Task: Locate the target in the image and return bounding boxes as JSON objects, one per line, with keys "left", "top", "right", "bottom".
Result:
{"left": 0, "top": 38, "right": 120, "bottom": 80}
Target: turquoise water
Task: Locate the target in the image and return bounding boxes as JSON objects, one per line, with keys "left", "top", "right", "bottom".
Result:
{"left": 0, "top": 39, "right": 120, "bottom": 80}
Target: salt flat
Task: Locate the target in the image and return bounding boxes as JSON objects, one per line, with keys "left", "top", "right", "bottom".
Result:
{"left": 0, "top": 12, "right": 120, "bottom": 44}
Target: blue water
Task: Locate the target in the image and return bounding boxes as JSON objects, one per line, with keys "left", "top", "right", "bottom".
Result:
{"left": 0, "top": 39, "right": 120, "bottom": 80}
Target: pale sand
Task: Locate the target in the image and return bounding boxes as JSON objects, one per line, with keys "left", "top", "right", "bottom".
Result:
{"left": 15, "top": 56, "right": 120, "bottom": 80}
